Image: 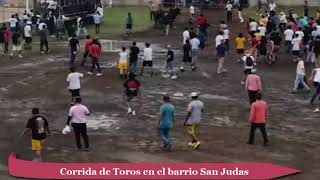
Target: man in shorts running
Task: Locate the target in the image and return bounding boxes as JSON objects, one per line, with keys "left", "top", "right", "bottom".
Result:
{"left": 123, "top": 73, "right": 141, "bottom": 116}
{"left": 140, "top": 43, "right": 153, "bottom": 77}
{"left": 184, "top": 92, "right": 204, "bottom": 150}
{"left": 67, "top": 67, "right": 84, "bottom": 105}
{"left": 22, "top": 108, "right": 50, "bottom": 162}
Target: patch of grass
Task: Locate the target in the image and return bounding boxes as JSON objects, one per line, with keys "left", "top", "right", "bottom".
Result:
{"left": 86, "top": 6, "right": 153, "bottom": 38}
{"left": 244, "top": 6, "right": 320, "bottom": 20}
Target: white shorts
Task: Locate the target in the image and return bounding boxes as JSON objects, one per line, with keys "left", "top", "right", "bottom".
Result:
{"left": 12, "top": 45, "right": 21, "bottom": 51}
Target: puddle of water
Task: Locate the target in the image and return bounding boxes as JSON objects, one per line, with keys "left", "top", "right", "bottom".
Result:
{"left": 86, "top": 113, "right": 120, "bottom": 130}
{"left": 200, "top": 94, "right": 234, "bottom": 101}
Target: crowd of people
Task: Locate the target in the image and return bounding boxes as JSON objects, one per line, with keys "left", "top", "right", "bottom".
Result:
{"left": 6, "top": 1, "right": 320, "bottom": 162}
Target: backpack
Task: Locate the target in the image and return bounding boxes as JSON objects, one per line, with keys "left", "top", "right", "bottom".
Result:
{"left": 246, "top": 56, "right": 254, "bottom": 67}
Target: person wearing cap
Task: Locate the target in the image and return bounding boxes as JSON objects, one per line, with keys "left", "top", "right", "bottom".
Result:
{"left": 247, "top": 93, "right": 269, "bottom": 146}
{"left": 123, "top": 73, "right": 141, "bottom": 116}
{"left": 246, "top": 70, "right": 262, "bottom": 104}
{"left": 66, "top": 97, "right": 90, "bottom": 151}
{"left": 22, "top": 108, "right": 50, "bottom": 162}
{"left": 158, "top": 95, "right": 175, "bottom": 151}
{"left": 184, "top": 92, "right": 204, "bottom": 150}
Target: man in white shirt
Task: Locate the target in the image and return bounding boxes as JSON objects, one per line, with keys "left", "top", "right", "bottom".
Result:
{"left": 24, "top": 22, "right": 33, "bottom": 50}
{"left": 249, "top": 19, "right": 258, "bottom": 35}
{"left": 295, "top": 27, "right": 305, "bottom": 39}
{"left": 292, "top": 34, "right": 302, "bottom": 62}
{"left": 183, "top": 28, "right": 190, "bottom": 44}
{"left": 293, "top": 57, "right": 310, "bottom": 93}
{"left": 258, "top": 25, "right": 266, "bottom": 37}
{"left": 215, "top": 31, "right": 225, "bottom": 48}
{"left": 225, "top": 1, "right": 233, "bottom": 22}
{"left": 9, "top": 15, "right": 18, "bottom": 31}
{"left": 67, "top": 67, "right": 84, "bottom": 105}
{"left": 66, "top": 97, "right": 90, "bottom": 151}
{"left": 269, "top": 1, "right": 277, "bottom": 11}
{"left": 93, "top": 12, "right": 102, "bottom": 34}
{"left": 184, "top": 92, "right": 204, "bottom": 150}
{"left": 190, "top": 37, "right": 200, "bottom": 71}
{"left": 284, "top": 26, "right": 294, "bottom": 52}
{"left": 190, "top": 5, "right": 195, "bottom": 18}
{"left": 141, "top": 43, "right": 153, "bottom": 76}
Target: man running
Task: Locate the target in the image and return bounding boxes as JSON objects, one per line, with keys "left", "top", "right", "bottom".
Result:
{"left": 67, "top": 67, "right": 84, "bottom": 105}
{"left": 118, "top": 47, "right": 129, "bottom": 80}
{"left": 246, "top": 71, "right": 262, "bottom": 105}
{"left": 184, "top": 92, "right": 204, "bottom": 150}
{"left": 190, "top": 36, "right": 200, "bottom": 71}
{"left": 129, "top": 42, "right": 140, "bottom": 74}
{"left": 158, "top": 95, "right": 175, "bottom": 151}
{"left": 66, "top": 97, "right": 90, "bottom": 151}
{"left": 123, "top": 73, "right": 141, "bottom": 116}
{"left": 22, "top": 108, "right": 50, "bottom": 162}
{"left": 292, "top": 57, "right": 310, "bottom": 93}
{"left": 81, "top": 35, "right": 93, "bottom": 67}
{"left": 88, "top": 38, "right": 102, "bottom": 76}
{"left": 69, "top": 34, "right": 80, "bottom": 65}
{"left": 140, "top": 43, "right": 153, "bottom": 76}
{"left": 10, "top": 30, "right": 23, "bottom": 58}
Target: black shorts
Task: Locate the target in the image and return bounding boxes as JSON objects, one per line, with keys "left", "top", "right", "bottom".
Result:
{"left": 293, "top": 50, "right": 300, "bottom": 56}
{"left": 126, "top": 24, "right": 132, "bottom": 29}
{"left": 244, "top": 69, "right": 252, "bottom": 75}
{"left": 237, "top": 49, "right": 244, "bottom": 54}
{"left": 69, "top": 89, "right": 80, "bottom": 97}
{"left": 143, "top": 61, "right": 153, "bottom": 67}
{"left": 25, "top": 37, "right": 32, "bottom": 44}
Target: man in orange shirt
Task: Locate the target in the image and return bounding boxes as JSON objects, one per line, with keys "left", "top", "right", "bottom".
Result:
{"left": 81, "top": 35, "right": 92, "bottom": 67}
{"left": 247, "top": 93, "right": 269, "bottom": 146}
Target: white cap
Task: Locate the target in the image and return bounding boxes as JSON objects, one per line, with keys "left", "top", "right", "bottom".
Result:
{"left": 190, "top": 92, "right": 198, "bottom": 98}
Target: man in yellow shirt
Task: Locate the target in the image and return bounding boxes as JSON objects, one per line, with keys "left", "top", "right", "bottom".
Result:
{"left": 235, "top": 33, "right": 246, "bottom": 62}
{"left": 259, "top": 15, "right": 268, "bottom": 27}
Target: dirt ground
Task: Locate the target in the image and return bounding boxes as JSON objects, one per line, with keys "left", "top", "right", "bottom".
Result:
{"left": 1, "top": 8, "right": 320, "bottom": 180}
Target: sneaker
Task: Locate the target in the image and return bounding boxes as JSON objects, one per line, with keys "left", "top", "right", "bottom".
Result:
{"left": 313, "top": 108, "right": 320, "bottom": 113}
{"left": 127, "top": 108, "right": 132, "bottom": 114}
{"left": 132, "top": 110, "right": 136, "bottom": 116}
{"left": 171, "top": 75, "right": 177, "bottom": 80}
{"left": 18, "top": 54, "right": 23, "bottom": 58}
{"left": 41, "top": 51, "right": 45, "bottom": 54}
{"left": 188, "top": 142, "right": 193, "bottom": 146}
{"left": 166, "top": 144, "right": 172, "bottom": 151}
{"left": 192, "top": 141, "right": 201, "bottom": 150}
{"left": 87, "top": 72, "right": 93, "bottom": 75}
{"left": 240, "top": 81, "right": 245, "bottom": 85}
{"left": 83, "top": 148, "right": 90, "bottom": 152}
{"left": 96, "top": 73, "right": 103, "bottom": 76}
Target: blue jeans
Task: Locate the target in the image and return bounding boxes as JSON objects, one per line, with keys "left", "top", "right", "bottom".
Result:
{"left": 159, "top": 128, "right": 172, "bottom": 147}
{"left": 130, "top": 62, "right": 137, "bottom": 73}
{"left": 191, "top": 49, "right": 198, "bottom": 66}
{"left": 293, "top": 74, "right": 310, "bottom": 92}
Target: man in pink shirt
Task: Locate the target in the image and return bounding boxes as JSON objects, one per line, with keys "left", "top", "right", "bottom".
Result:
{"left": 246, "top": 71, "right": 262, "bottom": 104}
{"left": 247, "top": 93, "right": 269, "bottom": 146}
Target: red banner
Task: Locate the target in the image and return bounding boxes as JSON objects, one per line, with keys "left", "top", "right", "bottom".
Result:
{"left": 8, "top": 153, "right": 300, "bottom": 179}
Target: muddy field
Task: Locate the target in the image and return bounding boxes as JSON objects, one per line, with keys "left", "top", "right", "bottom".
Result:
{"left": 0, "top": 8, "right": 320, "bottom": 180}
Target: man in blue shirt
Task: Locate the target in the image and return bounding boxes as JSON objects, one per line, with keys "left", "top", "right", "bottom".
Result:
{"left": 158, "top": 95, "right": 175, "bottom": 151}
{"left": 93, "top": 12, "right": 102, "bottom": 34}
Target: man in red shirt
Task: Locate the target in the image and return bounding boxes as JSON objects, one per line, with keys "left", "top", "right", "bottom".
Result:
{"left": 81, "top": 35, "right": 92, "bottom": 67}
{"left": 87, "top": 38, "right": 102, "bottom": 76}
{"left": 247, "top": 93, "right": 269, "bottom": 146}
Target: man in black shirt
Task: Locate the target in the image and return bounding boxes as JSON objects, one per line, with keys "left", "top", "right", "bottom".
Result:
{"left": 123, "top": 73, "right": 141, "bottom": 116}
{"left": 166, "top": 45, "right": 177, "bottom": 79}
{"left": 69, "top": 34, "right": 80, "bottom": 65}
{"left": 10, "top": 30, "right": 23, "bottom": 58}
{"left": 129, "top": 41, "right": 140, "bottom": 74}
{"left": 22, "top": 108, "right": 50, "bottom": 162}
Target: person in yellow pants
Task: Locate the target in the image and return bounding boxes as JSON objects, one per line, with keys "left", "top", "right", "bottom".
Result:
{"left": 184, "top": 92, "right": 204, "bottom": 150}
{"left": 22, "top": 108, "right": 50, "bottom": 162}
{"left": 118, "top": 47, "right": 129, "bottom": 80}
